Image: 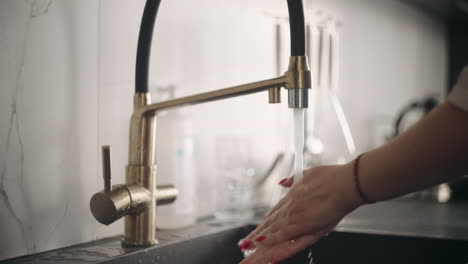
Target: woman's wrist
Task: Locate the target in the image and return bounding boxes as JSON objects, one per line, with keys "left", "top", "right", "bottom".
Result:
{"left": 329, "top": 162, "right": 366, "bottom": 213}
{"left": 353, "top": 154, "right": 375, "bottom": 204}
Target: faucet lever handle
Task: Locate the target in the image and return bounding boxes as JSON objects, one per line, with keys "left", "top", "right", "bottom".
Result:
{"left": 102, "top": 145, "right": 112, "bottom": 193}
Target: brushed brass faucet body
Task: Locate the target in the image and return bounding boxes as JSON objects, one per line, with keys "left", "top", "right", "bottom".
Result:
{"left": 89, "top": 56, "right": 311, "bottom": 246}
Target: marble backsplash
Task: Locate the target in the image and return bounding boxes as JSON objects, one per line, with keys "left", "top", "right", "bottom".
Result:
{"left": 0, "top": 0, "right": 447, "bottom": 261}
{"left": 0, "top": 0, "right": 132, "bottom": 260}
{"left": 0, "top": 0, "right": 105, "bottom": 260}
{"left": 0, "top": 0, "right": 289, "bottom": 260}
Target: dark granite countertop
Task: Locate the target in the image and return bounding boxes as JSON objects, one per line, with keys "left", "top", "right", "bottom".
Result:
{"left": 337, "top": 200, "right": 468, "bottom": 241}
{"left": 3, "top": 221, "right": 251, "bottom": 264}
{"left": 4, "top": 200, "right": 468, "bottom": 263}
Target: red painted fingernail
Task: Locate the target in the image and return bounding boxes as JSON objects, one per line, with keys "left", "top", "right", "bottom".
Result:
{"left": 239, "top": 239, "right": 252, "bottom": 250}
{"left": 255, "top": 235, "right": 266, "bottom": 242}
{"left": 279, "top": 178, "right": 287, "bottom": 185}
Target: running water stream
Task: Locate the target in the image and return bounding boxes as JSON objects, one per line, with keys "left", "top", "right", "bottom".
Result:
{"left": 293, "top": 109, "right": 305, "bottom": 186}
{"left": 241, "top": 109, "right": 314, "bottom": 263}
{"left": 293, "top": 109, "right": 315, "bottom": 264}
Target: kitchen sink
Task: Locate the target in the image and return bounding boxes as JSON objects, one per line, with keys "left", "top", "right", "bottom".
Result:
{"left": 6, "top": 201, "right": 468, "bottom": 264}
{"left": 102, "top": 224, "right": 468, "bottom": 264}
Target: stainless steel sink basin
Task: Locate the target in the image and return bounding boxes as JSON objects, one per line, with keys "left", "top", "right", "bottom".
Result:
{"left": 101, "top": 224, "right": 468, "bottom": 264}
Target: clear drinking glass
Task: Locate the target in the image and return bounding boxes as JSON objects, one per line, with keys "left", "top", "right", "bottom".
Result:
{"left": 214, "top": 136, "right": 255, "bottom": 221}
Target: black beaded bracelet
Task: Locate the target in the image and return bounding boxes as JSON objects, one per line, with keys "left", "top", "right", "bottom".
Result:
{"left": 354, "top": 154, "right": 375, "bottom": 204}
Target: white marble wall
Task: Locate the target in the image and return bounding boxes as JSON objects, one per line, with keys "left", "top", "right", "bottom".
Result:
{"left": 0, "top": 0, "right": 447, "bottom": 261}
{"left": 0, "top": 0, "right": 102, "bottom": 260}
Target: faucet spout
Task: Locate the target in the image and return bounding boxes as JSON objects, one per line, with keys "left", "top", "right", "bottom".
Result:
{"left": 90, "top": 55, "right": 311, "bottom": 246}
{"left": 90, "top": 0, "right": 310, "bottom": 247}
{"left": 141, "top": 76, "right": 288, "bottom": 114}
{"left": 284, "top": 56, "right": 311, "bottom": 108}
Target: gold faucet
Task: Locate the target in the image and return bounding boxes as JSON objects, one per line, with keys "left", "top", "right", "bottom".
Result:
{"left": 89, "top": 56, "right": 311, "bottom": 246}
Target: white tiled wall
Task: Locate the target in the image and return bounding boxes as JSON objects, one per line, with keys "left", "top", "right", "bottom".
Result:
{"left": 0, "top": 0, "right": 447, "bottom": 260}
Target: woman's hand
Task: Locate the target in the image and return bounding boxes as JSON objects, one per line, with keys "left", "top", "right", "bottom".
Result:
{"left": 239, "top": 163, "right": 363, "bottom": 264}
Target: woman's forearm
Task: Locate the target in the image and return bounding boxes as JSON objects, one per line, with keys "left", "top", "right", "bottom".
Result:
{"left": 358, "top": 102, "right": 468, "bottom": 202}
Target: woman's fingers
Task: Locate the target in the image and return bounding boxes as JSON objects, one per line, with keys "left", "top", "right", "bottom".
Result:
{"left": 264, "top": 175, "right": 297, "bottom": 219}
{"left": 244, "top": 207, "right": 309, "bottom": 251}
{"left": 239, "top": 186, "right": 293, "bottom": 250}
{"left": 268, "top": 234, "right": 322, "bottom": 263}
{"left": 252, "top": 222, "right": 304, "bottom": 248}
{"left": 241, "top": 180, "right": 303, "bottom": 248}
{"left": 241, "top": 204, "right": 287, "bottom": 249}
{"left": 254, "top": 219, "right": 338, "bottom": 251}
{"left": 248, "top": 201, "right": 341, "bottom": 250}
{"left": 240, "top": 234, "right": 322, "bottom": 264}
{"left": 242, "top": 224, "right": 338, "bottom": 264}
{"left": 263, "top": 176, "right": 298, "bottom": 220}
{"left": 239, "top": 165, "right": 359, "bottom": 263}
{"left": 250, "top": 208, "right": 308, "bottom": 247}
{"left": 279, "top": 176, "right": 294, "bottom": 188}
{"left": 243, "top": 191, "right": 292, "bottom": 240}
{"left": 251, "top": 211, "right": 329, "bottom": 248}
{"left": 264, "top": 189, "right": 290, "bottom": 218}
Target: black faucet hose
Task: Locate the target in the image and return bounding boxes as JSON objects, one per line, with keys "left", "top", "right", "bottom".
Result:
{"left": 135, "top": 0, "right": 306, "bottom": 93}
{"left": 135, "top": 0, "right": 161, "bottom": 93}
{"left": 287, "top": 0, "right": 306, "bottom": 56}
